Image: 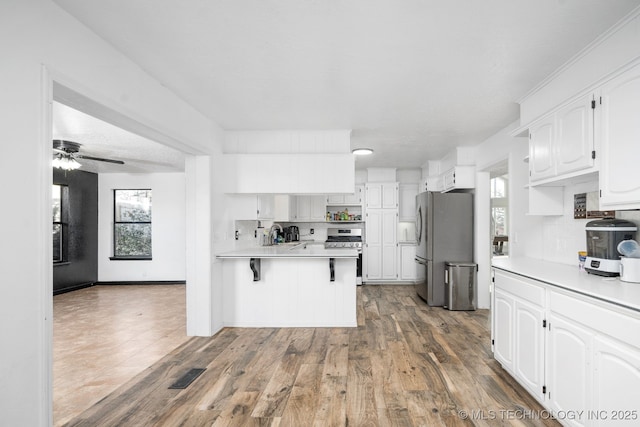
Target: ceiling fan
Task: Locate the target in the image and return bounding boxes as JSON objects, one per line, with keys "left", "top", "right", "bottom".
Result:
{"left": 52, "top": 139, "right": 125, "bottom": 170}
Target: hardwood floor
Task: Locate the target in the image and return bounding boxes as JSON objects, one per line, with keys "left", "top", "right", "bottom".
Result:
{"left": 54, "top": 285, "right": 189, "bottom": 426}
{"left": 63, "top": 285, "right": 559, "bottom": 427}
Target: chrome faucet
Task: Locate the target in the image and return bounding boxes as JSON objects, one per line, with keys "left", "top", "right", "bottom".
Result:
{"left": 269, "top": 223, "right": 283, "bottom": 245}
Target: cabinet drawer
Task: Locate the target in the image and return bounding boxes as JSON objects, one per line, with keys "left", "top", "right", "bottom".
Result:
{"left": 549, "top": 290, "right": 640, "bottom": 349}
{"left": 494, "top": 270, "right": 545, "bottom": 307}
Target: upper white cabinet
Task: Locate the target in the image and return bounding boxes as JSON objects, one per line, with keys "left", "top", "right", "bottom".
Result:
{"left": 529, "top": 94, "right": 596, "bottom": 184}
{"left": 257, "top": 195, "right": 275, "bottom": 220}
{"left": 529, "top": 117, "right": 556, "bottom": 181}
{"left": 555, "top": 95, "right": 595, "bottom": 176}
{"left": 398, "top": 183, "right": 419, "bottom": 222}
{"left": 442, "top": 166, "right": 475, "bottom": 192}
{"left": 599, "top": 62, "right": 640, "bottom": 210}
{"left": 366, "top": 183, "right": 398, "bottom": 209}
{"left": 292, "top": 195, "right": 326, "bottom": 222}
{"left": 326, "top": 185, "right": 364, "bottom": 206}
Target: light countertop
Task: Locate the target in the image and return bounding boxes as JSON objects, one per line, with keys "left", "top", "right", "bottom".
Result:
{"left": 216, "top": 242, "right": 358, "bottom": 259}
{"left": 492, "top": 257, "right": 640, "bottom": 312}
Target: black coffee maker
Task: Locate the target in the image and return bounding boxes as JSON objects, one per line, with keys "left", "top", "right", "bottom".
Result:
{"left": 284, "top": 226, "right": 300, "bottom": 242}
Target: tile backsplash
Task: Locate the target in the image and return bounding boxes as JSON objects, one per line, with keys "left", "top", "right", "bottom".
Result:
{"left": 539, "top": 179, "right": 640, "bottom": 266}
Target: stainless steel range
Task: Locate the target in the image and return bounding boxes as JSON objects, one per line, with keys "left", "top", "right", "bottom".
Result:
{"left": 325, "top": 228, "right": 363, "bottom": 285}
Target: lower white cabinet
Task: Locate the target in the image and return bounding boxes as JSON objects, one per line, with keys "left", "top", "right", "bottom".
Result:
{"left": 494, "top": 268, "right": 640, "bottom": 425}
{"left": 546, "top": 313, "right": 591, "bottom": 426}
{"left": 399, "top": 244, "right": 417, "bottom": 281}
{"left": 493, "top": 271, "right": 545, "bottom": 402}
{"left": 364, "top": 208, "right": 397, "bottom": 281}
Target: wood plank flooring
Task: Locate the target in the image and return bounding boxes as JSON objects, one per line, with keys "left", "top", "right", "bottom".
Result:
{"left": 54, "top": 285, "right": 189, "bottom": 426}
{"left": 63, "top": 285, "right": 559, "bottom": 427}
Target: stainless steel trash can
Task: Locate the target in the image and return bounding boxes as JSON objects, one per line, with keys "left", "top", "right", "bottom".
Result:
{"left": 444, "top": 261, "right": 477, "bottom": 311}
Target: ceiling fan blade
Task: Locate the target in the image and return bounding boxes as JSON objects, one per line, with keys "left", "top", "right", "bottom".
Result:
{"left": 76, "top": 154, "right": 125, "bottom": 165}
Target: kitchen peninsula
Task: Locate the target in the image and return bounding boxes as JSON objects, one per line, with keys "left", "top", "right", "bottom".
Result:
{"left": 216, "top": 243, "right": 358, "bottom": 327}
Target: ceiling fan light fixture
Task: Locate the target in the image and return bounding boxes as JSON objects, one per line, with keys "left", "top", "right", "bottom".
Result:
{"left": 52, "top": 153, "right": 81, "bottom": 170}
{"left": 352, "top": 148, "right": 374, "bottom": 155}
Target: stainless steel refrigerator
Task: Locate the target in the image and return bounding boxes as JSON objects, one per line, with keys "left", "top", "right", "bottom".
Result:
{"left": 414, "top": 191, "right": 474, "bottom": 306}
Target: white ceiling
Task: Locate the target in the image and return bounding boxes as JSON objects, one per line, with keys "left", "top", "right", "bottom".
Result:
{"left": 53, "top": 0, "right": 640, "bottom": 170}
{"left": 53, "top": 102, "right": 185, "bottom": 173}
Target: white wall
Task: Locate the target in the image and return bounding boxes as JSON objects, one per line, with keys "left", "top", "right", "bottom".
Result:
{"left": 0, "top": 1, "right": 220, "bottom": 424}
{"left": 98, "top": 173, "right": 186, "bottom": 281}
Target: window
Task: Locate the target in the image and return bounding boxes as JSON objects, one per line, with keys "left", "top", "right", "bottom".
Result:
{"left": 112, "top": 189, "right": 152, "bottom": 259}
{"left": 490, "top": 175, "right": 508, "bottom": 256}
{"left": 52, "top": 184, "right": 68, "bottom": 263}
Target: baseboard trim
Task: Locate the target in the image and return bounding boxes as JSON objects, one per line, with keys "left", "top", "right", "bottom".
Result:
{"left": 96, "top": 280, "right": 186, "bottom": 286}
{"left": 53, "top": 282, "right": 95, "bottom": 296}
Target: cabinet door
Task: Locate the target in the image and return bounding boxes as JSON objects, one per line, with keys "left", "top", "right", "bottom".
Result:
{"left": 493, "top": 288, "right": 514, "bottom": 372}
{"left": 309, "top": 195, "right": 327, "bottom": 221}
{"left": 326, "top": 194, "right": 344, "bottom": 204}
{"left": 296, "top": 196, "right": 311, "bottom": 221}
{"left": 381, "top": 184, "right": 398, "bottom": 209}
{"left": 592, "top": 336, "right": 640, "bottom": 422}
{"left": 514, "top": 299, "right": 545, "bottom": 401}
{"left": 529, "top": 117, "right": 556, "bottom": 182}
{"left": 547, "top": 314, "right": 591, "bottom": 425}
{"left": 400, "top": 245, "right": 417, "bottom": 280}
{"left": 600, "top": 63, "right": 640, "bottom": 209}
{"left": 555, "top": 95, "right": 595, "bottom": 176}
{"left": 399, "top": 184, "right": 418, "bottom": 222}
{"left": 344, "top": 185, "right": 364, "bottom": 205}
{"left": 366, "top": 184, "right": 382, "bottom": 209}
{"left": 257, "top": 195, "right": 274, "bottom": 219}
{"left": 381, "top": 210, "right": 398, "bottom": 280}
{"left": 365, "top": 210, "right": 382, "bottom": 280}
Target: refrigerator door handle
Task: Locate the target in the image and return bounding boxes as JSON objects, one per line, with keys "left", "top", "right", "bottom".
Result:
{"left": 415, "top": 257, "right": 427, "bottom": 265}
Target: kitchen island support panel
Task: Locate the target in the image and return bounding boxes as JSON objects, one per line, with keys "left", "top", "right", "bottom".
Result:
{"left": 222, "top": 257, "right": 357, "bottom": 327}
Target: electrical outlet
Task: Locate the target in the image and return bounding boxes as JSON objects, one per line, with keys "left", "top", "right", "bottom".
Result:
{"left": 310, "top": 228, "right": 314, "bottom": 234}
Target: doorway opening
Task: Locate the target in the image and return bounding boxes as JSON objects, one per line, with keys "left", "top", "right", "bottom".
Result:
{"left": 490, "top": 166, "right": 509, "bottom": 258}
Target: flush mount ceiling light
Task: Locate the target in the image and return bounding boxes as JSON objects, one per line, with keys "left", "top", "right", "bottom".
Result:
{"left": 352, "top": 148, "right": 374, "bottom": 155}
{"left": 52, "top": 153, "right": 82, "bottom": 170}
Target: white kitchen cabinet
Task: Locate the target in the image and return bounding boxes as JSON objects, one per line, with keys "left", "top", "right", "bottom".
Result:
{"left": 256, "top": 195, "right": 274, "bottom": 220}
{"left": 546, "top": 313, "right": 591, "bottom": 425}
{"left": 398, "top": 183, "right": 418, "bottom": 222}
{"left": 364, "top": 184, "right": 398, "bottom": 282}
{"left": 493, "top": 288, "right": 515, "bottom": 371}
{"left": 592, "top": 336, "right": 640, "bottom": 421}
{"left": 493, "top": 270, "right": 545, "bottom": 402}
{"left": 555, "top": 94, "right": 595, "bottom": 176}
{"left": 399, "top": 244, "right": 417, "bottom": 281}
{"left": 529, "top": 94, "right": 596, "bottom": 185}
{"left": 529, "top": 117, "right": 556, "bottom": 182}
{"left": 327, "top": 185, "right": 364, "bottom": 205}
{"left": 599, "top": 62, "right": 640, "bottom": 210}
{"left": 365, "top": 209, "right": 398, "bottom": 281}
{"left": 441, "top": 166, "right": 475, "bottom": 192}
{"left": 284, "top": 195, "right": 327, "bottom": 222}
{"left": 365, "top": 183, "right": 397, "bottom": 209}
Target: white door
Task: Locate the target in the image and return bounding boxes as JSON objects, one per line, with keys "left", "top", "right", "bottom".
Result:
{"left": 547, "top": 314, "right": 591, "bottom": 427}
{"left": 256, "top": 195, "right": 274, "bottom": 220}
{"left": 344, "top": 185, "right": 363, "bottom": 205}
{"left": 514, "top": 299, "right": 545, "bottom": 401}
{"left": 326, "top": 194, "right": 344, "bottom": 204}
{"left": 555, "top": 94, "right": 595, "bottom": 176}
{"left": 599, "top": 63, "right": 640, "bottom": 209}
{"left": 399, "top": 183, "right": 418, "bottom": 222}
{"left": 529, "top": 117, "right": 556, "bottom": 182}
